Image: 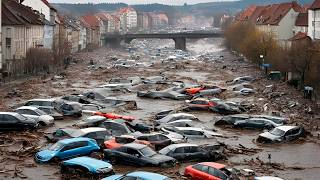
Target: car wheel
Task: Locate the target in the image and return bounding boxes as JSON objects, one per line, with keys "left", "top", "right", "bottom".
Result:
{"left": 38, "top": 121, "right": 47, "bottom": 127}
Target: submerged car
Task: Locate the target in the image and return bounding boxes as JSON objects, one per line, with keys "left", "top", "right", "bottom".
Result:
{"left": 61, "top": 157, "right": 114, "bottom": 178}
{"left": 233, "top": 118, "right": 282, "bottom": 130}
{"left": 15, "top": 106, "right": 54, "bottom": 126}
{"left": 35, "top": 137, "right": 100, "bottom": 163}
{"left": 215, "top": 114, "right": 287, "bottom": 126}
{"left": 156, "top": 113, "right": 198, "bottom": 125}
{"left": 99, "top": 120, "right": 134, "bottom": 136}
{"left": 103, "top": 143, "right": 176, "bottom": 167}
{"left": 184, "top": 162, "right": 236, "bottom": 180}
{"left": 185, "top": 98, "right": 216, "bottom": 111}
{"left": 162, "top": 126, "right": 222, "bottom": 139}
{"left": 94, "top": 112, "right": 135, "bottom": 122}
{"left": 74, "top": 116, "right": 107, "bottom": 128}
{"left": 159, "top": 144, "right": 222, "bottom": 162}
{"left": 0, "top": 112, "right": 38, "bottom": 131}
{"left": 137, "top": 90, "right": 190, "bottom": 100}
{"left": 104, "top": 135, "right": 150, "bottom": 149}
{"left": 103, "top": 171, "right": 171, "bottom": 180}
{"left": 45, "top": 127, "right": 111, "bottom": 145}
{"left": 136, "top": 133, "right": 173, "bottom": 150}
{"left": 209, "top": 98, "right": 244, "bottom": 115}
{"left": 257, "top": 126, "right": 305, "bottom": 143}
{"left": 229, "top": 76, "right": 254, "bottom": 84}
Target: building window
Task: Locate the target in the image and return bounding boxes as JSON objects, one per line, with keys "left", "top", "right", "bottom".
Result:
{"left": 6, "top": 38, "right": 11, "bottom": 48}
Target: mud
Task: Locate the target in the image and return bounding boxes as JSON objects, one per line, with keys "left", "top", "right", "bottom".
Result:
{"left": 0, "top": 38, "right": 320, "bottom": 180}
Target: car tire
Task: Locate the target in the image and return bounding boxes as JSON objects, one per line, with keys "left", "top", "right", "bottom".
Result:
{"left": 38, "top": 121, "right": 47, "bottom": 127}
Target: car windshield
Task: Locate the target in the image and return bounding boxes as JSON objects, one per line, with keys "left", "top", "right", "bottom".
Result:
{"left": 34, "top": 109, "right": 47, "bottom": 115}
{"left": 49, "top": 142, "right": 64, "bottom": 151}
{"left": 270, "top": 128, "right": 285, "bottom": 136}
{"left": 139, "top": 146, "right": 157, "bottom": 157}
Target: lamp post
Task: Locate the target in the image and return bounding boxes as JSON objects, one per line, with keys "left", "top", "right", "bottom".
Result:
{"left": 260, "top": 54, "right": 264, "bottom": 67}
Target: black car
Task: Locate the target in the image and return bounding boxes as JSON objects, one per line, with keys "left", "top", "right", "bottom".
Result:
{"left": 136, "top": 133, "right": 172, "bottom": 150}
{"left": 0, "top": 112, "right": 38, "bottom": 131}
{"left": 159, "top": 143, "right": 223, "bottom": 162}
{"left": 103, "top": 143, "right": 176, "bottom": 167}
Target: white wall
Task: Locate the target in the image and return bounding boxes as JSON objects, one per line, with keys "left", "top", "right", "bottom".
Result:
{"left": 308, "top": 9, "right": 320, "bottom": 40}
{"left": 278, "top": 9, "right": 300, "bottom": 41}
{"left": 43, "top": 25, "right": 54, "bottom": 49}
{"left": 22, "top": 0, "right": 51, "bottom": 21}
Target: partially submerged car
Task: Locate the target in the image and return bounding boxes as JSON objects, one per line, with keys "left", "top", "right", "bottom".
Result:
{"left": 215, "top": 114, "right": 287, "bottom": 126}
{"left": 35, "top": 137, "right": 100, "bottom": 163}
{"left": 103, "top": 171, "right": 171, "bottom": 180}
{"left": 159, "top": 144, "right": 222, "bottom": 162}
{"left": 229, "top": 76, "right": 254, "bottom": 84}
{"left": 103, "top": 143, "right": 176, "bottom": 167}
{"left": 45, "top": 127, "right": 111, "bottom": 145}
{"left": 257, "top": 126, "right": 305, "bottom": 143}
{"left": 94, "top": 112, "right": 135, "bottom": 122}
{"left": 15, "top": 106, "right": 54, "bottom": 126}
{"left": 155, "top": 109, "right": 174, "bottom": 120}
{"left": 61, "top": 157, "right": 114, "bottom": 178}
{"left": 74, "top": 116, "right": 107, "bottom": 128}
{"left": 37, "top": 107, "right": 63, "bottom": 120}
{"left": 233, "top": 118, "right": 282, "bottom": 130}
{"left": 0, "top": 112, "right": 38, "bottom": 131}
{"left": 254, "top": 176, "right": 284, "bottom": 180}
{"left": 162, "top": 126, "right": 222, "bottom": 139}
{"left": 209, "top": 98, "right": 245, "bottom": 115}
{"left": 156, "top": 113, "right": 198, "bottom": 125}
{"left": 234, "top": 88, "right": 256, "bottom": 95}
{"left": 137, "top": 90, "right": 190, "bottom": 100}
{"left": 184, "top": 98, "right": 216, "bottom": 111}
{"left": 99, "top": 120, "right": 134, "bottom": 136}
{"left": 184, "top": 162, "right": 237, "bottom": 180}
{"left": 136, "top": 133, "right": 173, "bottom": 150}
{"left": 104, "top": 135, "right": 150, "bottom": 149}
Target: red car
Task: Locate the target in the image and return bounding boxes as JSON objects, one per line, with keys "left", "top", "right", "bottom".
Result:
{"left": 185, "top": 98, "right": 217, "bottom": 111}
{"left": 184, "top": 162, "right": 232, "bottom": 180}
{"left": 94, "top": 112, "right": 135, "bottom": 122}
{"left": 104, "top": 136, "right": 150, "bottom": 149}
{"left": 186, "top": 87, "right": 205, "bottom": 95}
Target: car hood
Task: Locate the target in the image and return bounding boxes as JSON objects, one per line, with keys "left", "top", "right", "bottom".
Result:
{"left": 150, "top": 154, "right": 175, "bottom": 162}
{"left": 259, "top": 132, "right": 281, "bottom": 141}
{"left": 36, "top": 150, "right": 56, "bottom": 161}
{"left": 39, "top": 115, "right": 54, "bottom": 121}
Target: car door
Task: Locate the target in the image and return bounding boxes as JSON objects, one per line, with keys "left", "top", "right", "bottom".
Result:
{"left": 208, "top": 167, "right": 227, "bottom": 180}
{"left": 0, "top": 114, "right": 10, "bottom": 130}
{"left": 125, "top": 148, "right": 142, "bottom": 165}
{"left": 2, "top": 115, "right": 20, "bottom": 130}
{"left": 172, "top": 147, "right": 185, "bottom": 160}
{"left": 188, "top": 146, "right": 206, "bottom": 161}
{"left": 58, "top": 141, "right": 88, "bottom": 159}
{"left": 285, "top": 128, "right": 300, "bottom": 141}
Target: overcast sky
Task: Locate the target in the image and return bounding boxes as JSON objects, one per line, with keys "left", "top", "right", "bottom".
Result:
{"left": 48, "top": 0, "right": 235, "bottom": 5}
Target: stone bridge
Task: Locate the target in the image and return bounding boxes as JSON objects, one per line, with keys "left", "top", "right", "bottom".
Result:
{"left": 101, "top": 32, "right": 223, "bottom": 50}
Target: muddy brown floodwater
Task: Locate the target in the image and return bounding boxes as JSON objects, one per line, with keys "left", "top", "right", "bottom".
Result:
{"left": 0, "top": 38, "right": 320, "bottom": 180}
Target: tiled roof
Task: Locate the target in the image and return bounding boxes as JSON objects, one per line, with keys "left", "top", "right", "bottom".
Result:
{"left": 81, "top": 14, "right": 100, "bottom": 29}
{"left": 236, "top": 5, "right": 257, "bottom": 21}
{"left": 295, "top": 13, "right": 308, "bottom": 26}
{"left": 249, "top": 6, "right": 266, "bottom": 23}
{"left": 288, "top": 32, "right": 310, "bottom": 41}
{"left": 256, "top": 1, "right": 303, "bottom": 25}
{"left": 310, "top": 0, "right": 320, "bottom": 10}
{"left": 118, "top": 7, "right": 136, "bottom": 14}
{"left": 2, "top": 0, "right": 43, "bottom": 26}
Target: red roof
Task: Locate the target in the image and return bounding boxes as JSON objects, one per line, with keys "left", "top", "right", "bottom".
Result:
{"left": 118, "top": 7, "right": 136, "bottom": 15}
{"left": 249, "top": 6, "right": 266, "bottom": 23}
{"left": 199, "top": 162, "right": 226, "bottom": 169}
{"left": 256, "top": 1, "right": 303, "bottom": 25}
{"left": 295, "top": 13, "right": 308, "bottom": 26}
{"left": 288, "top": 32, "right": 310, "bottom": 41}
{"left": 2, "top": 0, "right": 44, "bottom": 26}
{"left": 236, "top": 5, "right": 257, "bottom": 21}
{"left": 310, "top": 0, "right": 320, "bottom": 10}
{"left": 81, "top": 14, "right": 100, "bottom": 29}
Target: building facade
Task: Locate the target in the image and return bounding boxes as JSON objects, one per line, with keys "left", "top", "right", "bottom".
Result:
{"left": 308, "top": 0, "right": 320, "bottom": 40}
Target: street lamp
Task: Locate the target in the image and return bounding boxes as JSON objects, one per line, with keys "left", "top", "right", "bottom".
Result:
{"left": 260, "top": 54, "right": 264, "bottom": 66}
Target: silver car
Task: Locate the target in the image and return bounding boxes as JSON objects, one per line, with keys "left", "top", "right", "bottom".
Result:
{"left": 15, "top": 106, "right": 54, "bottom": 126}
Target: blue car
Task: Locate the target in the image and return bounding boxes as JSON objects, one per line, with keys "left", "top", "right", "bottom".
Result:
{"left": 35, "top": 137, "right": 100, "bottom": 163}
{"left": 61, "top": 157, "right": 114, "bottom": 178}
{"left": 103, "top": 171, "right": 171, "bottom": 180}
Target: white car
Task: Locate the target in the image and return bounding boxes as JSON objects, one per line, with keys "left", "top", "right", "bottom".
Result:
{"left": 156, "top": 113, "right": 198, "bottom": 125}
{"left": 15, "top": 106, "right": 54, "bottom": 126}
{"left": 162, "top": 126, "right": 222, "bottom": 139}
{"left": 254, "top": 176, "right": 284, "bottom": 180}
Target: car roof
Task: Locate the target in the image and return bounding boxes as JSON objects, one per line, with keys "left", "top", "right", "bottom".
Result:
{"left": 175, "top": 127, "right": 203, "bottom": 131}
{"left": 0, "top": 112, "right": 20, "bottom": 116}
{"left": 192, "top": 98, "right": 208, "bottom": 101}
{"left": 123, "top": 143, "right": 147, "bottom": 150}
{"left": 169, "top": 113, "right": 195, "bottom": 118}
{"left": 63, "top": 156, "right": 112, "bottom": 169}
{"left": 254, "top": 176, "right": 284, "bottom": 180}
{"left": 165, "top": 143, "right": 198, "bottom": 149}
{"left": 16, "top": 106, "right": 39, "bottom": 111}
{"left": 80, "top": 127, "right": 107, "bottom": 133}
{"left": 199, "top": 162, "right": 226, "bottom": 169}
{"left": 276, "top": 125, "right": 298, "bottom": 132}
{"left": 59, "top": 137, "right": 93, "bottom": 144}
{"left": 126, "top": 171, "right": 168, "bottom": 179}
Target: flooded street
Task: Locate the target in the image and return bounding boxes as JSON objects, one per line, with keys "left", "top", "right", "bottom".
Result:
{"left": 1, "top": 38, "right": 320, "bottom": 180}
